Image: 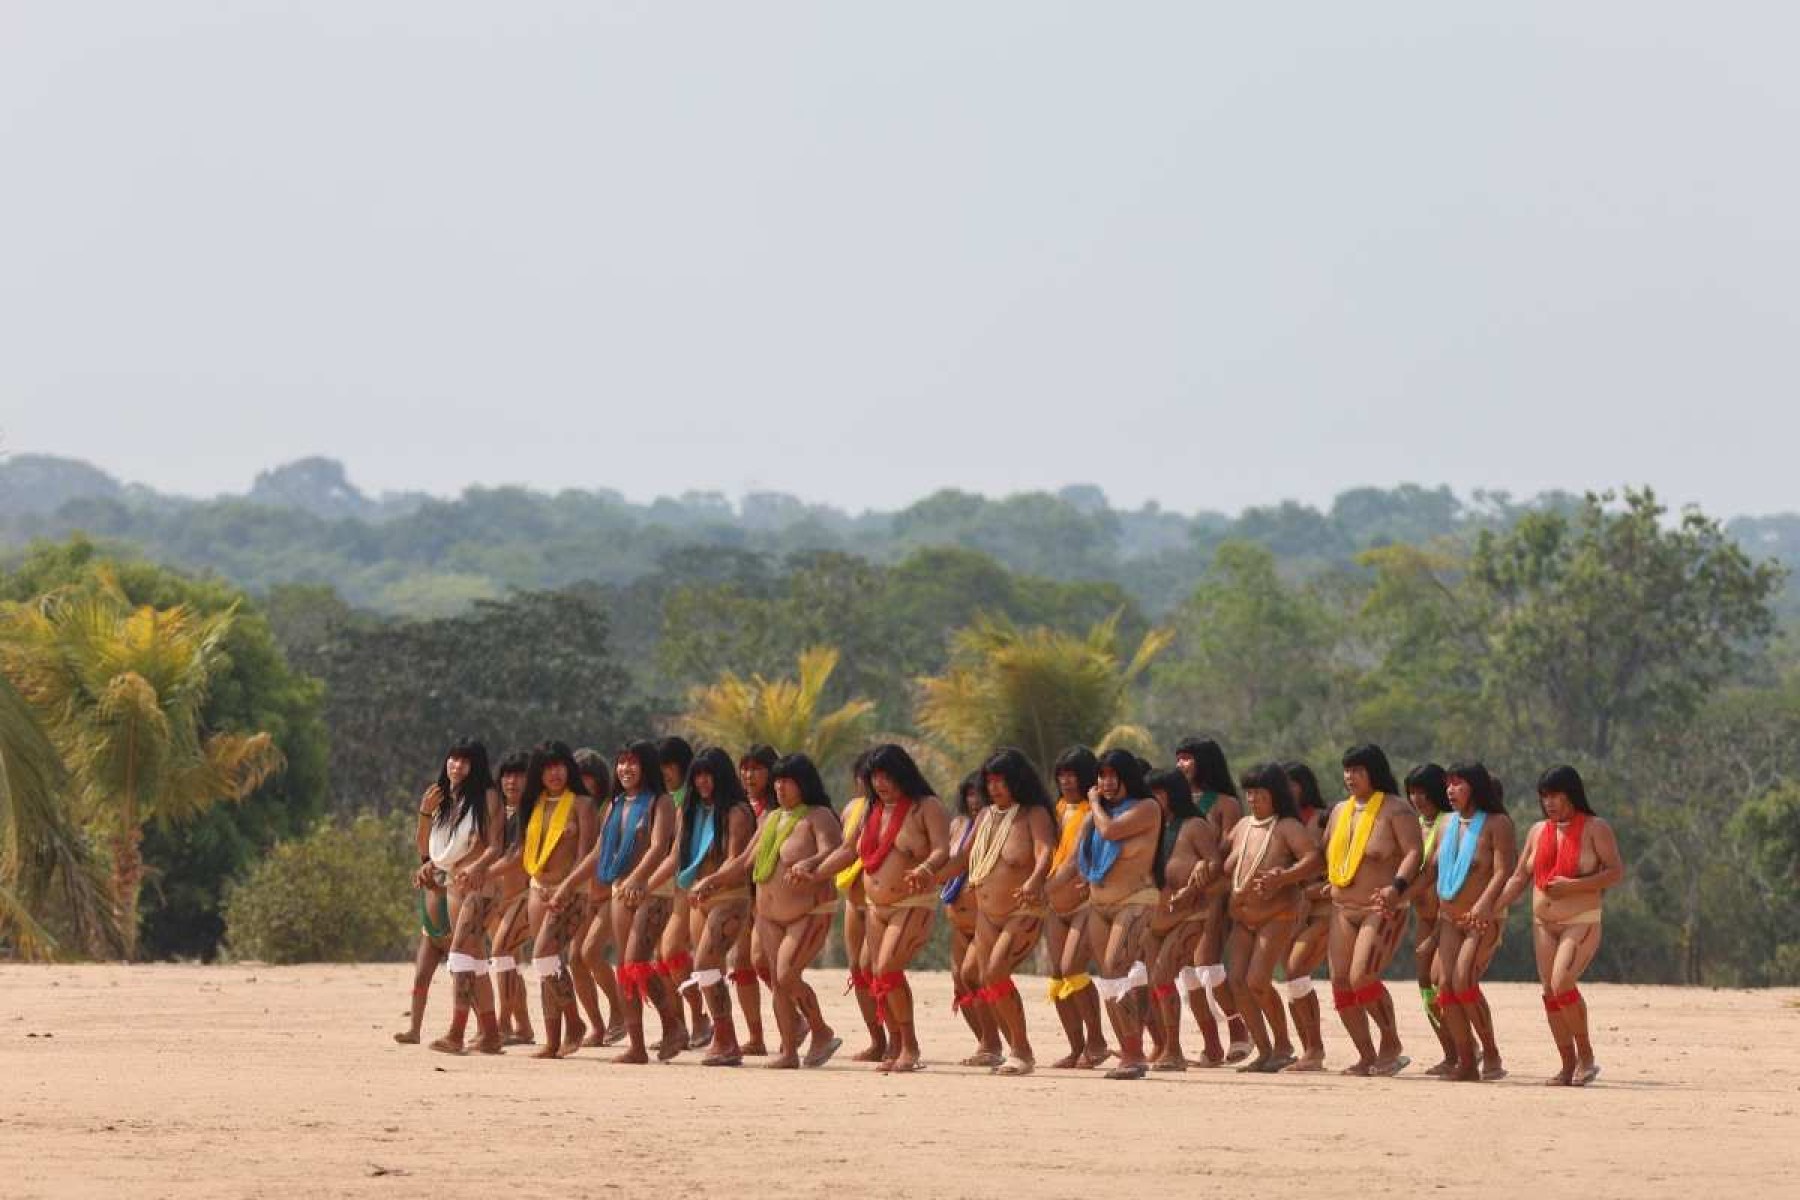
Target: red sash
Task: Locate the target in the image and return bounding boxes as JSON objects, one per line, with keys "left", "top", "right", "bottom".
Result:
{"left": 1534, "top": 814, "right": 1587, "bottom": 890}
{"left": 858, "top": 798, "right": 914, "bottom": 873}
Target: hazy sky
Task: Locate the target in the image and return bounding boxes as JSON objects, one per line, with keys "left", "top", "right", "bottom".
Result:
{"left": 4, "top": 2, "right": 1796, "bottom": 516}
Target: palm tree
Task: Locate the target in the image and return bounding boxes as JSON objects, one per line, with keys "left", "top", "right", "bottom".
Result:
{"left": 1, "top": 575, "right": 284, "bottom": 959}
{"left": 0, "top": 672, "right": 115, "bottom": 958}
{"left": 681, "top": 646, "right": 876, "bottom": 777}
{"left": 915, "top": 612, "right": 1173, "bottom": 777}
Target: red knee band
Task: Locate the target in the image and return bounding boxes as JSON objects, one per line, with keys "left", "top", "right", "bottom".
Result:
{"left": 869, "top": 971, "right": 904, "bottom": 1023}
{"left": 660, "top": 951, "right": 692, "bottom": 976}
{"left": 728, "top": 968, "right": 759, "bottom": 986}
{"left": 1149, "top": 983, "right": 1177, "bottom": 1002}
{"left": 1353, "top": 982, "right": 1387, "bottom": 1007}
{"left": 1457, "top": 986, "right": 1484, "bottom": 1007}
{"left": 619, "top": 961, "right": 655, "bottom": 999}
{"left": 756, "top": 965, "right": 773, "bottom": 986}
{"left": 1553, "top": 988, "right": 1580, "bottom": 1010}
{"left": 844, "top": 970, "right": 871, "bottom": 995}
{"left": 1332, "top": 988, "right": 1359, "bottom": 1012}
{"left": 982, "top": 979, "right": 1018, "bottom": 1004}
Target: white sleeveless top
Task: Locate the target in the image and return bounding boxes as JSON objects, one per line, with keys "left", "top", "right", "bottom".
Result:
{"left": 428, "top": 801, "right": 481, "bottom": 872}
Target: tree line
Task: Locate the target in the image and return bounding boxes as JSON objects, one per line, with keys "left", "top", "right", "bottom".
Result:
{"left": 1, "top": 483, "right": 1795, "bottom": 986}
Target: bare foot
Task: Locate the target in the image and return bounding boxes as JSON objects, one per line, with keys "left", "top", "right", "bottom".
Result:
{"left": 1450, "top": 1059, "right": 1480, "bottom": 1082}
{"left": 555, "top": 1037, "right": 582, "bottom": 1059}
{"left": 804, "top": 1035, "right": 843, "bottom": 1069}
{"left": 656, "top": 1036, "right": 684, "bottom": 1063}
{"left": 701, "top": 1050, "right": 743, "bottom": 1067}
{"left": 530, "top": 1044, "right": 561, "bottom": 1060}
{"left": 1152, "top": 1054, "right": 1187, "bottom": 1072}
{"left": 581, "top": 1031, "right": 607, "bottom": 1048}
{"left": 1285, "top": 1052, "right": 1326, "bottom": 1073}
{"left": 996, "top": 1055, "right": 1034, "bottom": 1076}
{"left": 563, "top": 1017, "right": 588, "bottom": 1050}
{"left": 475, "top": 1033, "right": 505, "bottom": 1055}
{"left": 1370, "top": 1054, "right": 1411, "bottom": 1077}
{"left": 393, "top": 1031, "right": 420, "bottom": 1045}
{"left": 741, "top": 1040, "right": 768, "bottom": 1057}
{"left": 688, "top": 1018, "right": 713, "bottom": 1049}
{"left": 601, "top": 1020, "right": 628, "bottom": 1046}
{"left": 851, "top": 1041, "right": 888, "bottom": 1063}
{"left": 1481, "top": 1055, "right": 1508, "bottom": 1081}
{"left": 1192, "top": 1054, "right": 1228, "bottom": 1069}
{"left": 1225, "top": 1039, "right": 1253, "bottom": 1064}
{"left": 503, "top": 1033, "right": 534, "bottom": 1047}
{"left": 611, "top": 1047, "right": 650, "bottom": 1064}
{"left": 1049, "top": 1051, "right": 1083, "bottom": 1069}
{"left": 1341, "top": 1058, "right": 1376, "bottom": 1076}
{"left": 1078, "top": 1045, "right": 1114, "bottom": 1069}
{"left": 428, "top": 1036, "right": 465, "bottom": 1056}
{"left": 1571, "top": 1060, "right": 1600, "bottom": 1087}
{"left": 889, "top": 1050, "right": 925, "bottom": 1072}
{"left": 960, "top": 1050, "right": 1004, "bottom": 1068}
{"left": 765, "top": 1052, "right": 801, "bottom": 1069}
{"left": 1424, "top": 1058, "right": 1455, "bottom": 1077}
{"left": 1259, "top": 1052, "right": 1297, "bottom": 1073}
{"left": 1237, "top": 1054, "right": 1271, "bottom": 1074}
{"left": 1105, "top": 1061, "right": 1147, "bottom": 1080}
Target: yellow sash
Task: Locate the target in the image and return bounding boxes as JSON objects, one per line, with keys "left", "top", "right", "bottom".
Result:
{"left": 524, "top": 791, "right": 577, "bottom": 878}
{"left": 1327, "top": 792, "right": 1385, "bottom": 886}
{"left": 967, "top": 805, "right": 1020, "bottom": 887}
{"left": 835, "top": 795, "right": 868, "bottom": 891}
{"left": 1050, "top": 798, "right": 1086, "bottom": 872}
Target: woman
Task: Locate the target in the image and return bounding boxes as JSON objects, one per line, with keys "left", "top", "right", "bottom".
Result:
{"left": 424, "top": 738, "right": 504, "bottom": 1056}
{"left": 1403, "top": 763, "right": 1457, "bottom": 1075}
{"left": 570, "top": 749, "right": 624, "bottom": 1048}
{"left": 1325, "top": 743, "right": 1424, "bottom": 1077}
{"left": 1143, "top": 767, "right": 1207, "bottom": 1070}
{"left": 708, "top": 753, "right": 842, "bottom": 1068}
{"left": 488, "top": 750, "right": 536, "bottom": 1045}
{"left": 941, "top": 771, "right": 1002, "bottom": 1067}
{"left": 522, "top": 741, "right": 601, "bottom": 1059}
{"left": 833, "top": 751, "right": 886, "bottom": 1063}
{"left": 1280, "top": 760, "right": 1333, "bottom": 1070}
{"left": 394, "top": 769, "right": 454, "bottom": 1046}
{"left": 731, "top": 743, "right": 780, "bottom": 1055}
{"left": 799, "top": 743, "right": 948, "bottom": 1073}
{"left": 966, "top": 748, "right": 1056, "bottom": 1076}
{"left": 652, "top": 735, "right": 709, "bottom": 1045}
{"left": 1042, "top": 746, "right": 1112, "bottom": 1068}
{"left": 1493, "top": 764, "right": 1624, "bottom": 1086}
{"left": 1222, "top": 762, "right": 1323, "bottom": 1073}
{"left": 1430, "top": 761, "right": 1516, "bottom": 1082}
{"left": 679, "top": 747, "right": 758, "bottom": 1065}
{"left": 1174, "top": 736, "right": 1250, "bottom": 1060}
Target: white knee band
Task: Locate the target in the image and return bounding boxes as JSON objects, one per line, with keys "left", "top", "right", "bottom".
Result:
{"left": 1200, "top": 963, "right": 1229, "bottom": 1021}
{"left": 1285, "top": 976, "right": 1316, "bottom": 1001}
{"left": 1094, "top": 962, "right": 1149, "bottom": 1003}
{"left": 1124, "top": 961, "right": 1148, "bottom": 990}
{"left": 1175, "top": 965, "right": 1204, "bottom": 997}
{"left": 447, "top": 951, "right": 480, "bottom": 974}
{"left": 683, "top": 967, "right": 724, "bottom": 991}
{"left": 490, "top": 956, "right": 516, "bottom": 974}
{"left": 532, "top": 955, "right": 563, "bottom": 982}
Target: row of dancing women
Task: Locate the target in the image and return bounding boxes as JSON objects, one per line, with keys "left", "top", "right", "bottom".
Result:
{"left": 396, "top": 736, "right": 1623, "bottom": 1083}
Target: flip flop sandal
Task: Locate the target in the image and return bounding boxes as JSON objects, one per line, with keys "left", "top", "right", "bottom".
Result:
{"left": 804, "top": 1037, "right": 843, "bottom": 1069}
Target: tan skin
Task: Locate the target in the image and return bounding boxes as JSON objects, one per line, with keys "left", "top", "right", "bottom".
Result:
{"left": 1144, "top": 793, "right": 1206, "bottom": 1070}
{"left": 1044, "top": 769, "right": 1111, "bottom": 1068}
{"left": 732, "top": 759, "right": 774, "bottom": 1055}
{"left": 835, "top": 791, "right": 886, "bottom": 1062}
{"left": 963, "top": 772, "right": 1055, "bottom": 1075}
{"left": 1047, "top": 768, "right": 1160, "bottom": 1080}
{"left": 1281, "top": 797, "right": 1332, "bottom": 1070}
{"left": 1493, "top": 791, "right": 1624, "bottom": 1086}
{"left": 426, "top": 754, "right": 507, "bottom": 1055}
{"left": 654, "top": 761, "right": 710, "bottom": 1046}
{"left": 1171, "top": 808, "right": 1231, "bottom": 1065}
{"left": 799, "top": 770, "right": 949, "bottom": 1073}
{"left": 569, "top": 770, "right": 624, "bottom": 1048}
{"left": 562, "top": 753, "right": 680, "bottom": 1064}
{"left": 1430, "top": 776, "right": 1517, "bottom": 1082}
{"left": 394, "top": 781, "right": 451, "bottom": 1044}
{"left": 1406, "top": 787, "right": 1456, "bottom": 1075}
{"left": 703, "top": 780, "right": 841, "bottom": 1069}
{"left": 1176, "top": 752, "right": 1250, "bottom": 1054}
{"left": 1222, "top": 788, "right": 1322, "bottom": 1072}
{"left": 942, "top": 792, "right": 1003, "bottom": 1066}
{"left": 488, "top": 769, "right": 535, "bottom": 1043}
{"left": 681, "top": 769, "right": 757, "bottom": 1064}
{"left": 523, "top": 761, "right": 599, "bottom": 1059}
{"left": 1325, "top": 763, "right": 1424, "bottom": 1076}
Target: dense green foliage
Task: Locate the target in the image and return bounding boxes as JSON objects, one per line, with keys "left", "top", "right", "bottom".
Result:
{"left": 5, "top": 456, "right": 1798, "bottom": 982}
{"left": 222, "top": 815, "right": 414, "bottom": 963}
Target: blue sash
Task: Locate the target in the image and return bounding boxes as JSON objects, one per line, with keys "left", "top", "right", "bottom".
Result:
{"left": 1435, "top": 812, "right": 1488, "bottom": 901}
{"left": 1077, "top": 799, "right": 1142, "bottom": 884}
{"left": 676, "top": 795, "right": 716, "bottom": 890}
{"left": 597, "top": 791, "right": 654, "bottom": 884}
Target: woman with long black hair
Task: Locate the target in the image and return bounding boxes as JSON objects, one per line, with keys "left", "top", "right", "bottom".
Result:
{"left": 487, "top": 749, "right": 536, "bottom": 1045}
{"left": 1043, "top": 746, "right": 1112, "bottom": 1069}
{"left": 1175, "top": 736, "right": 1251, "bottom": 1061}
{"left": 1493, "top": 764, "right": 1625, "bottom": 1086}
{"left": 1280, "top": 761, "right": 1333, "bottom": 1070}
{"left": 526, "top": 740, "right": 601, "bottom": 1059}
{"left": 1403, "top": 763, "right": 1457, "bottom": 1075}
{"left": 1325, "top": 743, "right": 1424, "bottom": 1077}
{"left": 682, "top": 747, "right": 758, "bottom": 1065}
{"left": 1431, "top": 761, "right": 1516, "bottom": 1082}
{"left": 731, "top": 743, "right": 780, "bottom": 1056}
{"left": 651, "top": 735, "right": 709, "bottom": 1045}
{"left": 941, "top": 771, "right": 1003, "bottom": 1067}
{"left": 424, "top": 738, "right": 505, "bottom": 1056}
{"left": 1142, "top": 767, "right": 1207, "bottom": 1070}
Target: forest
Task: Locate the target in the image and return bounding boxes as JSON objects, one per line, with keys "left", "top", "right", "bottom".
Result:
{"left": 1, "top": 452, "right": 1796, "bottom": 986}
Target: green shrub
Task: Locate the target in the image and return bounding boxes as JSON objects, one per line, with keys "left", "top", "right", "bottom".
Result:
{"left": 223, "top": 815, "right": 414, "bottom": 963}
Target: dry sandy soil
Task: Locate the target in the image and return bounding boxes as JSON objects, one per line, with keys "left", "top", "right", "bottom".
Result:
{"left": 0, "top": 965, "right": 1794, "bottom": 1199}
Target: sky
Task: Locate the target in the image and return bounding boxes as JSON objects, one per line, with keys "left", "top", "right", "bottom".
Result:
{"left": 3, "top": 2, "right": 1797, "bottom": 517}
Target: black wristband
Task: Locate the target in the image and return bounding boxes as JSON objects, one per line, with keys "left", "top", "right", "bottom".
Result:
{"left": 1392, "top": 875, "right": 1410, "bottom": 894}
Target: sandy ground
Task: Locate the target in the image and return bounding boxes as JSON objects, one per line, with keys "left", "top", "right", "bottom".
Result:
{"left": 0, "top": 966, "right": 1795, "bottom": 1199}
